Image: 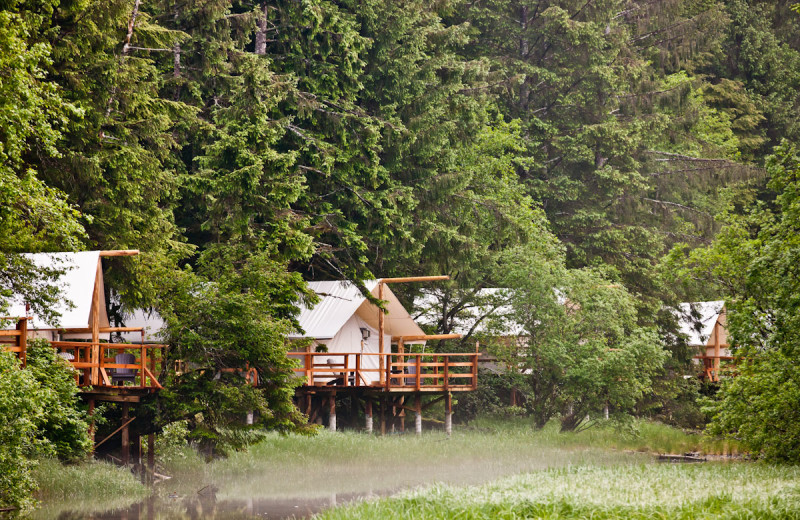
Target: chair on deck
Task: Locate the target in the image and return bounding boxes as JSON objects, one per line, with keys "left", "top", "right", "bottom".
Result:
{"left": 325, "top": 358, "right": 355, "bottom": 386}
{"left": 111, "top": 352, "right": 137, "bottom": 386}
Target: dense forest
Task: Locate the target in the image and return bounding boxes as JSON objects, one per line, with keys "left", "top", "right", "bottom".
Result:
{"left": 2, "top": 0, "right": 800, "bottom": 505}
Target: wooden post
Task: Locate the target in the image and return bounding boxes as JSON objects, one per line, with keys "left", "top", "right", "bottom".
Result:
{"left": 135, "top": 433, "right": 142, "bottom": 468}
{"left": 378, "top": 276, "right": 450, "bottom": 283}
{"left": 380, "top": 396, "right": 386, "bottom": 436}
{"left": 713, "top": 320, "right": 721, "bottom": 382}
{"left": 378, "top": 282, "right": 385, "bottom": 384}
{"left": 472, "top": 342, "right": 479, "bottom": 390}
{"left": 305, "top": 347, "right": 312, "bottom": 385}
{"left": 365, "top": 398, "right": 373, "bottom": 433}
{"left": 90, "top": 260, "right": 102, "bottom": 385}
{"left": 121, "top": 403, "right": 130, "bottom": 465}
{"left": 16, "top": 318, "right": 27, "bottom": 368}
{"left": 415, "top": 355, "right": 421, "bottom": 391}
{"left": 414, "top": 393, "right": 422, "bottom": 435}
{"left": 140, "top": 345, "right": 146, "bottom": 388}
{"left": 329, "top": 393, "right": 337, "bottom": 432}
{"left": 445, "top": 392, "right": 452, "bottom": 437}
{"left": 397, "top": 396, "right": 405, "bottom": 433}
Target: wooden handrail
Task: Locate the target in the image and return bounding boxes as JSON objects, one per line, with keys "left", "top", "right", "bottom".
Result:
{"left": 293, "top": 351, "right": 479, "bottom": 391}
{"left": 99, "top": 250, "right": 139, "bottom": 257}
{"left": 49, "top": 341, "right": 163, "bottom": 389}
{"left": 379, "top": 275, "right": 449, "bottom": 284}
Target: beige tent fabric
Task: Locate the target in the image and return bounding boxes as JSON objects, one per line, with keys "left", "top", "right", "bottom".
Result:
{"left": 4, "top": 251, "right": 109, "bottom": 330}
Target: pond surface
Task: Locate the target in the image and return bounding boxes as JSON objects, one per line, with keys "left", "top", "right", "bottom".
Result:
{"left": 36, "top": 429, "right": 648, "bottom": 519}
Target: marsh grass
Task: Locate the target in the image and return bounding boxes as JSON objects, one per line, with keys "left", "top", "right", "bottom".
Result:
{"left": 31, "top": 418, "right": 749, "bottom": 518}
{"left": 157, "top": 418, "right": 728, "bottom": 502}
{"left": 470, "top": 417, "right": 743, "bottom": 455}
{"left": 319, "top": 463, "right": 800, "bottom": 519}
{"left": 31, "top": 458, "right": 149, "bottom": 517}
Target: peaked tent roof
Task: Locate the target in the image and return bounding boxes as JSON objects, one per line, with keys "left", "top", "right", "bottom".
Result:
{"left": 290, "top": 280, "right": 426, "bottom": 340}
{"left": 677, "top": 301, "right": 725, "bottom": 346}
{"left": 4, "top": 251, "right": 109, "bottom": 330}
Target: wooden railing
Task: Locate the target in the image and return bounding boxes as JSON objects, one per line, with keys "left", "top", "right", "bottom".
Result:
{"left": 293, "top": 352, "right": 479, "bottom": 391}
{"left": 51, "top": 342, "right": 165, "bottom": 389}
{"left": 0, "top": 317, "right": 28, "bottom": 367}
{"left": 694, "top": 354, "right": 735, "bottom": 382}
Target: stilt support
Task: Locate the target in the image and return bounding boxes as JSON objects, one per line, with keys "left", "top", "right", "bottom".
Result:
{"left": 365, "top": 399, "right": 373, "bottom": 433}
{"left": 380, "top": 396, "right": 386, "bottom": 436}
{"left": 121, "top": 402, "right": 130, "bottom": 465}
{"left": 445, "top": 392, "right": 452, "bottom": 436}
{"left": 415, "top": 394, "right": 422, "bottom": 435}
{"left": 329, "top": 393, "right": 337, "bottom": 432}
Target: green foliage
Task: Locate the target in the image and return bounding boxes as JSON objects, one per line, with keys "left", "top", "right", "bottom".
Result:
{"left": 24, "top": 339, "right": 93, "bottom": 461}
{"left": 0, "top": 340, "right": 91, "bottom": 510}
{"left": 154, "top": 250, "right": 315, "bottom": 454}
{"left": 0, "top": 350, "right": 41, "bottom": 510}
{"left": 493, "top": 248, "right": 668, "bottom": 431}
{"left": 684, "top": 141, "right": 800, "bottom": 462}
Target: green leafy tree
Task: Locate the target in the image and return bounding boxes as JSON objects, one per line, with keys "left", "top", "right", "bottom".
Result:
{"left": 0, "top": 2, "right": 87, "bottom": 319}
{"left": 154, "top": 249, "right": 316, "bottom": 454}
{"left": 676, "top": 141, "right": 800, "bottom": 461}
{"left": 0, "top": 340, "right": 91, "bottom": 511}
{"left": 494, "top": 247, "right": 668, "bottom": 431}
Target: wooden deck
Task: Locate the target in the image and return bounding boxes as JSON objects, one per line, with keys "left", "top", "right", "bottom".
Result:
{"left": 51, "top": 341, "right": 165, "bottom": 390}
{"left": 0, "top": 317, "right": 28, "bottom": 367}
{"left": 294, "top": 351, "right": 479, "bottom": 393}
{"left": 694, "top": 354, "right": 735, "bottom": 382}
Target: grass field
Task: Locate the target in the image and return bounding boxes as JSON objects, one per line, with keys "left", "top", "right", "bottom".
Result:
{"left": 317, "top": 462, "right": 800, "bottom": 519}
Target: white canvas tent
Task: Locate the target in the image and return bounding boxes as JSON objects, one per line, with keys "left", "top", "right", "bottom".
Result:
{"left": 117, "top": 309, "right": 165, "bottom": 343}
{"left": 289, "top": 280, "right": 427, "bottom": 385}
{"left": 677, "top": 301, "right": 728, "bottom": 356}
{"left": 3, "top": 251, "right": 110, "bottom": 341}
{"left": 677, "top": 301, "right": 729, "bottom": 381}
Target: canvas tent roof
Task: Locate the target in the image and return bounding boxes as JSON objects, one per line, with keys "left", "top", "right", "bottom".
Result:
{"left": 117, "top": 309, "right": 165, "bottom": 342}
{"left": 290, "top": 280, "right": 426, "bottom": 341}
{"left": 677, "top": 301, "right": 725, "bottom": 346}
{"left": 3, "top": 251, "right": 109, "bottom": 330}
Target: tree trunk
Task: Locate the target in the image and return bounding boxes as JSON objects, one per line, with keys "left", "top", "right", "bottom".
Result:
{"left": 255, "top": 4, "right": 268, "bottom": 55}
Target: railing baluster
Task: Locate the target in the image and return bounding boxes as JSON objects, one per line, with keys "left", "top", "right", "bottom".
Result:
{"left": 442, "top": 354, "right": 450, "bottom": 390}
{"left": 141, "top": 345, "right": 147, "bottom": 388}
{"left": 415, "top": 354, "right": 421, "bottom": 391}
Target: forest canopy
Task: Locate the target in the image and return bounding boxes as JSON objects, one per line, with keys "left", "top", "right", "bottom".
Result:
{"left": 1, "top": 0, "right": 800, "bottom": 480}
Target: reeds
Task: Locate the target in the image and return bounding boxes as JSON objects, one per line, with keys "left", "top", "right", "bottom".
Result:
{"left": 318, "top": 463, "right": 800, "bottom": 519}
{"left": 31, "top": 458, "right": 149, "bottom": 518}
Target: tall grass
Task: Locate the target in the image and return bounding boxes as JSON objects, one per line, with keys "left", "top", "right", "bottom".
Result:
{"left": 155, "top": 418, "right": 730, "bottom": 502}
{"left": 319, "top": 463, "right": 800, "bottom": 519}
{"left": 31, "top": 458, "right": 149, "bottom": 517}
{"left": 470, "top": 417, "right": 743, "bottom": 455}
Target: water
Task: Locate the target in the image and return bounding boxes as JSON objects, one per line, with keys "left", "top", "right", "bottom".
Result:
{"left": 35, "top": 430, "right": 645, "bottom": 519}
{"left": 45, "top": 491, "right": 396, "bottom": 519}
